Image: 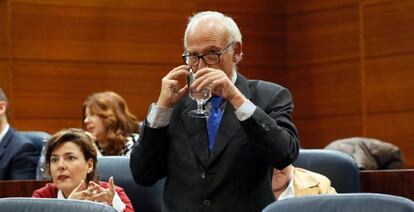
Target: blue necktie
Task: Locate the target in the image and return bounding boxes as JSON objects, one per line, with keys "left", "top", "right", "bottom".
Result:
{"left": 207, "top": 96, "right": 223, "bottom": 152}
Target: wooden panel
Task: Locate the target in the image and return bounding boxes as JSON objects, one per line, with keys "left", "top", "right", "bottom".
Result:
{"left": 360, "top": 169, "right": 414, "bottom": 200}
{"left": 286, "top": 0, "right": 357, "bottom": 14}
{"left": 366, "top": 111, "right": 414, "bottom": 167}
{"left": 286, "top": 59, "right": 361, "bottom": 118}
{"left": 199, "top": 0, "right": 284, "bottom": 15}
{"left": 0, "top": 180, "right": 49, "bottom": 197}
{"left": 0, "top": 61, "right": 10, "bottom": 91}
{"left": 11, "top": 2, "right": 186, "bottom": 63}
{"left": 363, "top": 0, "right": 414, "bottom": 57}
{"left": 237, "top": 64, "right": 286, "bottom": 85}
{"left": 0, "top": 0, "right": 8, "bottom": 59}
{"left": 295, "top": 115, "right": 362, "bottom": 148}
{"left": 11, "top": 0, "right": 196, "bottom": 12}
{"left": 365, "top": 54, "right": 414, "bottom": 113}
{"left": 11, "top": 61, "right": 168, "bottom": 119}
{"left": 11, "top": 118, "right": 81, "bottom": 134}
{"left": 10, "top": 2, "right": 284, "bottom": 67}
{"left": 233, "top": 13, "right": 284, "bottom": 66}
{"left": 286, "top": 5, "right": 360, "bottom": 65}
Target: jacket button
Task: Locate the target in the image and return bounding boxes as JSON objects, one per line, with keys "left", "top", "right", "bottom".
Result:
{"left": 201, "top": 172, "right": 206, "bottom": 180}
{"left": 203, "top": 200, "right": 211, "bottom": 207}
{"left": 261, "top": 123, "right": 269, "bottom": 131}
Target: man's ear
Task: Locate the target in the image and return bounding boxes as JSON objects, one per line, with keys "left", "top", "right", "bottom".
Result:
{"left": 232, "top": 42, "right": 243, "bottom": 63}
{"left": 0, "top": 101, "right": 6, "bottom": 117}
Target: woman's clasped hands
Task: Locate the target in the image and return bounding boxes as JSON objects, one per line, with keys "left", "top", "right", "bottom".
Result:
{"left": 68, "top": 177, "right": 116, "bottom": 206}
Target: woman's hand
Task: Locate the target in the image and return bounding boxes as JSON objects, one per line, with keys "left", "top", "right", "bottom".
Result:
{"left": 87, "top": 177, "right": 116, "bottom": 206}
{"left": 67, "top": 180, "right": 95, "bottom": 200}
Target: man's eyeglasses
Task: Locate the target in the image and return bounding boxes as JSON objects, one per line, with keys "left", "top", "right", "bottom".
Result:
{"left": 182, "top": 43, "right": 233, "bottom": 66}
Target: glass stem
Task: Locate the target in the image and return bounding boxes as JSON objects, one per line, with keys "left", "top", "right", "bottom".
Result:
{"left": 196, "top": 100, "right": 204, "bottom": 113}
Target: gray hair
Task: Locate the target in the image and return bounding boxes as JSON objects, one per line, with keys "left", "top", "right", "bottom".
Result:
{"left": 0, "top": 88, "right": 7, "bottom": 104}
{"left": 184, "top": 11, "right": 242, "bottom": 48}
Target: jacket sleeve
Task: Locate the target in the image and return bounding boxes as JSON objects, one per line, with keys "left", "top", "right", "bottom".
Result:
{"left": 129, "top": 120, "right": 169, "bottom": 186}
{"left": 240, "top": 84, "right": 300, "bottom": 170}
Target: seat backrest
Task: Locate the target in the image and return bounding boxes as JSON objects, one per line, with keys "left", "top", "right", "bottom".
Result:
{"left": 18, "top": 131, "right": 50, "bottom": 153}
{"left": 262, "top": 193, "right": 414, "bottom": 212}
{"left": 97, "top": 156, "right": 164, "bottom": 212}
{"left": 293, "top": 149, "right": 360, "bottom": 193}
{"left": 18, "top": 131, "right": 51, "bottom": 180}
{"left": 0, "top": 197, "right": 116, "bottom": 212}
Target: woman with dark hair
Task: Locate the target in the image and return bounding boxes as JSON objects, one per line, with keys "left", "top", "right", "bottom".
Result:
{"left": 32, "top": 128, "right": 134, "bottom": 212}
{"left": 82, "top": 91, "right": 139, "bottom": 156}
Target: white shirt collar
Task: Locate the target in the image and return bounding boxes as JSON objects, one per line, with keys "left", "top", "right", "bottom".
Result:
{"left": 0, "top": 123, "right": 10, "bottom": 145}
{"left": 277, "top": 177, "right": 295, "bottom": 201}
{"left": 57, "top": 189, "right": 66, "bottom": 199}
{"left": 231, "top": 70, "right": 237, "bottom": 84}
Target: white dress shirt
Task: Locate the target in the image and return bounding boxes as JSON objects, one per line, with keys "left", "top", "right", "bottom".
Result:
{"left": 277, "top": 177, "right": 295, "bottom": 201}
{"left": 0, "top": 123, "right": 10, "bottom": 145}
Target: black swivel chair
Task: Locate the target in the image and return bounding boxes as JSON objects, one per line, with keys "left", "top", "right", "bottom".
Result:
{"left": 0, "top": 197, "right": 116, "bottom": 212}
{"left": 97, "top": 156, "right": 165, "bottom": 212}
{"left": 262, "top": 193, "right": 414, "bottom": 212}
{"left": 293, "top": 149, "right": 360, "bottom": 193}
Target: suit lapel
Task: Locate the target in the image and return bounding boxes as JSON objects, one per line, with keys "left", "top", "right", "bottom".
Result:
{"left": 207, "top": 73, "right": 253, "bottom": 167}
{"left": 180, "top": 98, "right": 210, "bottom": 168}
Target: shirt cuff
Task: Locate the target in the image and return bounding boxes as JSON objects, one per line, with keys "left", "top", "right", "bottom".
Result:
{"left": 112, "top": 192, "right": 126, "bottom": 212}
{"left": 234, "top": 99, "right": 256, "bottom": 121}
{"left": 147, "top": 103, "right": 174, "bottom": 128}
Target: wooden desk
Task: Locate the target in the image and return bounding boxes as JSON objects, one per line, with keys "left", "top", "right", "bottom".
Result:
{"left": 0, "top": 180, "right": 49, "bottom": 197}
{"left": 360, "top": 169, "right": 414, "bottom": 200}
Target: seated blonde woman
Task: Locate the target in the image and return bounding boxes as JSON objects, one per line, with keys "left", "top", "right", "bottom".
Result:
{"left": 32, "top": 128, "right": 134, "bottom": 212}
{"left": 272, "top": 165, "right": 336, "bottom": 201}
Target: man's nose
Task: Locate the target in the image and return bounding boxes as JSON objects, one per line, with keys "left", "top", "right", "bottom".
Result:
{"left": 196, "top": 58, "right": 210, "bottom": 70}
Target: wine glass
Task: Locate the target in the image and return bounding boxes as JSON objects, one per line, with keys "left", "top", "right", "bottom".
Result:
{"left": 187, "top": 71, "right": 211, "bottom": 118}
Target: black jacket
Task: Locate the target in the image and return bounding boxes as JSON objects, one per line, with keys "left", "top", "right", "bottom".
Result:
{"left": 130, "top": 73, "right": 299, "bottom": 212}
{"left": 0, "top": 127, "right": 39, "bottom": 180}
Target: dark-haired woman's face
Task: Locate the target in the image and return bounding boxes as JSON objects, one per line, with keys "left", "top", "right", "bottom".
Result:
{"left": 84, "top": 107, "right": 106, "bottom": 139}
{"left": 50, "top": 141, "right": 93, "bottom": 197}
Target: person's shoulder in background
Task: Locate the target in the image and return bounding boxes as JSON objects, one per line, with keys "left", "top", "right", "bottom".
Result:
{"left": 293, "top": 166, "right": 337, "bottom": 196}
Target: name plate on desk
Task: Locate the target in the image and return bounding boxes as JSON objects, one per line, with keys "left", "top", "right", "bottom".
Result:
{"left": 0, "top": 180, "right": 50, "bottom": 198}
{"left": 360, "top": 169, "right": 414, "bottom": 200}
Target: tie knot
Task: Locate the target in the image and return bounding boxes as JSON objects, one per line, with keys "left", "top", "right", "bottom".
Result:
{"left": 210, "top": 96, "right": 223, "bottom": 109}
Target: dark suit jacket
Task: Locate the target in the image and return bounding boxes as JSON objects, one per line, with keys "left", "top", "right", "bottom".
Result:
{"left": 0, "top": 127, "right": 40, "bottom": 180}
{"left": 130, "top": 73, "right": 300, "bottom": 212}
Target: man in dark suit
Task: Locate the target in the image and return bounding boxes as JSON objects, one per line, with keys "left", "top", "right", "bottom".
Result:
{"left": 130, "top": 11, "right": 299, "bottom": 211}
{"left": 0, "top": 88, "right": 39, "bottom": 180}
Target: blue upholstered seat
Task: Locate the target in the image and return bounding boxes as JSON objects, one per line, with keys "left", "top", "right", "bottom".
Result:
{"left": 17, "top": 131, "right": 50, "bottom": 153}
{"left": 262, "top": 193, "right": 414, "bottom": 212}
{"left": 0, "top": 197, "right": 116, "bottom": 212}
{"left": 97, "top": 156, "right": 164, "bottom": 212}
{"left": 18, "top": 131, "right": 51, "bottom": 180}
{"left": 293, "top": 149, "right": 360, "bottom": 193}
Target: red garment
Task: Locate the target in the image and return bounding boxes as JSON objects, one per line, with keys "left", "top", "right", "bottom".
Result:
{"left": 32, "top": 181, "right": 134, "bottom": 212}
